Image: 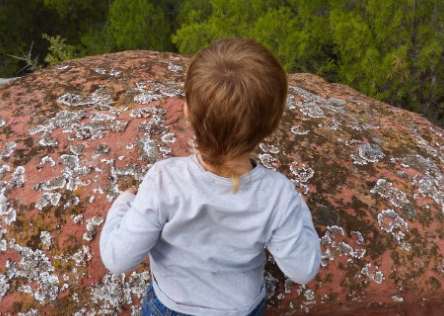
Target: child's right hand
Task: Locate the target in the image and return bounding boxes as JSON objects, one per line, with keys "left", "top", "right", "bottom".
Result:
{"left": 122, "top": 188, "right": 138, "bottom": 195}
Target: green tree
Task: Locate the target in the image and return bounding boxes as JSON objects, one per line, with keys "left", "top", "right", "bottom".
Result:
{"left": 252, "top": 0, "right": 335, "bottom": 76}
{"left": 329, "top": 0, "right": 444, "bottom": 123}
{"left": 108, "top": 0, "right": 174, "bottom": 52}
{"left": 0, "top": 0, "right": 53, "bottom": 76}
{"left": 42, "top": 0, "right": 111, "bottom": 57}
{"left": 42, "top": 33, "right": 75, "bottom": 65}
{"left": 174, "top": 0, "right": 444, "bottom": 125}
{"left": 173, "top": 0, "right": 336, "bottom": 79}
{"left": 173, "top": 0, "right": 273, "bottom": 55}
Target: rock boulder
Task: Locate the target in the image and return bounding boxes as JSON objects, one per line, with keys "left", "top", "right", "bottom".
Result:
{"left": 0, "top": 51, "right": 443, "bottom": 315}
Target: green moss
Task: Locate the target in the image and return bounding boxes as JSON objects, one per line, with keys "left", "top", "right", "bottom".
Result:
{"left": 429, "top": 244, "right": 439, "bottom": 257}
{"left": 389, "top": 269, "right": 399, "bottom": 284}
{"left": 325, "top": 293, "right": 339, "bottom": 302}
{"left": 350, "top": 196, "right": 368, "bottom": 213}
{"left": 40, "top": 190, "right": 86, "bottom": 219}
{"left": 416, "top": 207, "right": 432, "bottom": 227}
{"left": 26, "top": 227, "right": 42, "bottom": 250}
{"left": 340, "top": 261, "right": 368, "bottom": 300}
{"left": 12, "top": 301, "right": 23, "bottom": 313}
{"left": 1, "top": 91, "right": 11, "bottom": 100}
{"left": 367, "top": 232, "right": 392, "bottom": 260}
{"left": 1, "top": 125, "right": 13, "bottom": 137}
{"left": 390, "top": 250, "right": 401, "bottom": 265}
{"left": 23, "top": 137, "right": 34, "bottom": 147}
{"left": 435, "top": 210, "right": 444, "bottom": 222}
{"left": 429, "top": 276, "right": 442, "bottom": 291}
{"left": 12, "top": 144, "right": 48, "bottom": 167}
{"left": 312, "top": 203, "right": 340, "bottom": 227}
{"left": 410, "top": 228, "right": 421, "bottom": 238}
{"left": 324, "top": 273, "right": 334, "bottom": 283}
{"left": 117, "top": 176, "right": 140, "bottom": 192}
{"left": 13, "top": 218, "right": 24, "bottom": 230}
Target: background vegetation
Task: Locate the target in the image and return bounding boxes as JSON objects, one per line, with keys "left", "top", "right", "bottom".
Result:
{"left": 1, "top": 0, "right": 443, "bottom": 125}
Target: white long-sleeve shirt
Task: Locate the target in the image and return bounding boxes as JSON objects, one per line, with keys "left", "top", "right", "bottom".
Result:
{"left": 100, "top": 154, "right": 321, "bottom": 316}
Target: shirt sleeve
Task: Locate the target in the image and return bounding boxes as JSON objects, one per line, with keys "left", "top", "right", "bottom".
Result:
{"left": 266, "top": 189, "right": 321, "bottom": 284}
{"left": 99, "top": 166, "right": 162, "bottom": 274}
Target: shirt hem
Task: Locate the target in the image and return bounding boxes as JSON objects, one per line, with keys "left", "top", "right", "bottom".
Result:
{"left": 152, "top": 277, "right": 266, "bottom": 316}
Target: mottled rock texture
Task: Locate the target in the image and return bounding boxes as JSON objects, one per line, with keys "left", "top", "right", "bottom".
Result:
{"left": 0, "top": 51, "right": 443, "bottom": 315}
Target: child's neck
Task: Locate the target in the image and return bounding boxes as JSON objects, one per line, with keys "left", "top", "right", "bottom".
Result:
{"left": 197, "top": 152, "right": 253, "bottom": 177}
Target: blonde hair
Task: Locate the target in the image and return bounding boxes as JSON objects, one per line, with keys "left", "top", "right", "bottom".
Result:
{"left": 184, "top": 38, "right": 288, "bottom": 192}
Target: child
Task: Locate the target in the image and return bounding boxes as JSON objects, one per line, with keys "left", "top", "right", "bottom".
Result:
{"left": 100, "top": 38, "right": 321, "bottom": 316}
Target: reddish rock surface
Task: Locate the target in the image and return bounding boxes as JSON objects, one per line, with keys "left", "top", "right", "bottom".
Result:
{"left": 0, "top": 51, "right": 443, "bottom": 315}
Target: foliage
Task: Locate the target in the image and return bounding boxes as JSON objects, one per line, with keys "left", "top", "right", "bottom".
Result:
{"left": 42, "top": 34, "right": 75, "bottom": 65}
{"left": 108, "top": 0, "right": 174, "bottom": 52}
{"left": 7, "top": 42, "right": 42, "bottom": 73}
{"left": 173, "top": 0, "right": 444, "bottom": 125}
{"left": 0, "top": 0, "right": 49, "bottom": 76}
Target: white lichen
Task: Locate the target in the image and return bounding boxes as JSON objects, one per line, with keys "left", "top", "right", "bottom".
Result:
{"left": 36, "top": 192, "right": 62, "bottom": 210}
{"left": 110, "top": 69, "right": 121, "bottom": 77}
{"left": 18, "top": 309, "right": 40, "bottom": 316}
{"left": 161, "top": 133, "right": 176, "bottom": 143}
{"left": 40, "top": 156, "right": 56, "bottom": 166}
{"left": 0, "top": 239, "right": 6, "bottom": 252}
{"left": 258, "top": 154, "right": 277, "bottom": 171}
{"left": 167, "top": 62, "right": 183, "bottom": 72}
{"left": 70, "top": 144, "right": 84, "bottom": 156}
{"left": 71, "top": 246, "right": 93, "bottom": 266}
{"left": 34, "top": 272, "right": 59, "bottom": 304}
{"left": 34, "top": 154, "right": 92, "bottom": 193}
{"left": 72, "top": 214, "right": 84, "bottom": 224}
{"left": 351, "top": 231, "right": 365, "bottom": 245}
{"left": 33, "top": 177, "right": 66, "bottom": 191}
{"left": 0, "top": 142, "right": 17, "bottom": 159}
{"left": 40, "top": 231, "right": 52, "bottom": 248}
{"left": 358, "top": 143, "right": 385, "bottom": 163}
{"left": 377, "top": 209, "right": 408, "bottom": 242}
{"left": 95, "top": 68, "right": 106, "bottom": 74}
{"left": 284, "top": 277, "right": 293, "bottom": 293}
{"left": 0, "top": 188, "right": 9, "bottom": 214}
{"left": 0, "top": 164, "right": 10, "bottom": 180}
{"left": 361, "top": 263, "right": 385, "bottom": 284}
{"left": 9, "top": 166, "right": 25, "bottom": 187}
{"left": 370, "top": 179, "right": 410, "bottom": 208}
{"left": 288, "top": 86, "right": 331, "bottom": 117}
{"left": 57, "top": 65, "right": 73, "bottom": 70}
{"left": 327, "top": 98, "right": 346, "bottom": 106}
{"left": 0, "top": 273, "right": 9, "bottom": 302}
{"left": 89, "top": 272, "right": 149, "bottom": 313}
{"left": 321, "top": 226, "right": 366, "bottom": 266}
{"left": 1, "top": 208, "right": 16, "bottom": 225}
{"left": 290, "top": 164, "right": 314, "bottom": 195}
{"left": 83, "top": 216, "right": 104, "bottom": 241}
{"left": 259, "top": 143, "right": 280, "bottom": 154}
{"left": 290, "top": 125, "right": 310, "bottom": 135}
{"left": 6, "top": 243, "right": 59, "bottom": 304}
{"left": 286, "top": 94, "right": 296, "bottom": 110}
{"left": 18, "top": 285, "right": 33, "bottom": 294}
{"left": 133, "top": 83, "right": 162, "bottom": 105}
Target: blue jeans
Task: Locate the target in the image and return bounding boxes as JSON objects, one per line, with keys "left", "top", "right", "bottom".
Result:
{"left": 141, "top": 283, "right": 265, "bottom": 316}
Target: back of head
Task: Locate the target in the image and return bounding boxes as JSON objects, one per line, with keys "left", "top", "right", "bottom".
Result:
{"left": 184, "top": 38, "right": 288, "bottom": 191}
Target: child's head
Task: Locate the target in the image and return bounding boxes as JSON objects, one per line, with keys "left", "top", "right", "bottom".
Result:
{"left": 184, "top": 38, "right": 288, "bottom": 187}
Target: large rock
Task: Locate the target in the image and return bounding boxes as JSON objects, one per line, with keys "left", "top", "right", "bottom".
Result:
{"left": 0, "top": 51, "right": 443, "bottom": 315}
